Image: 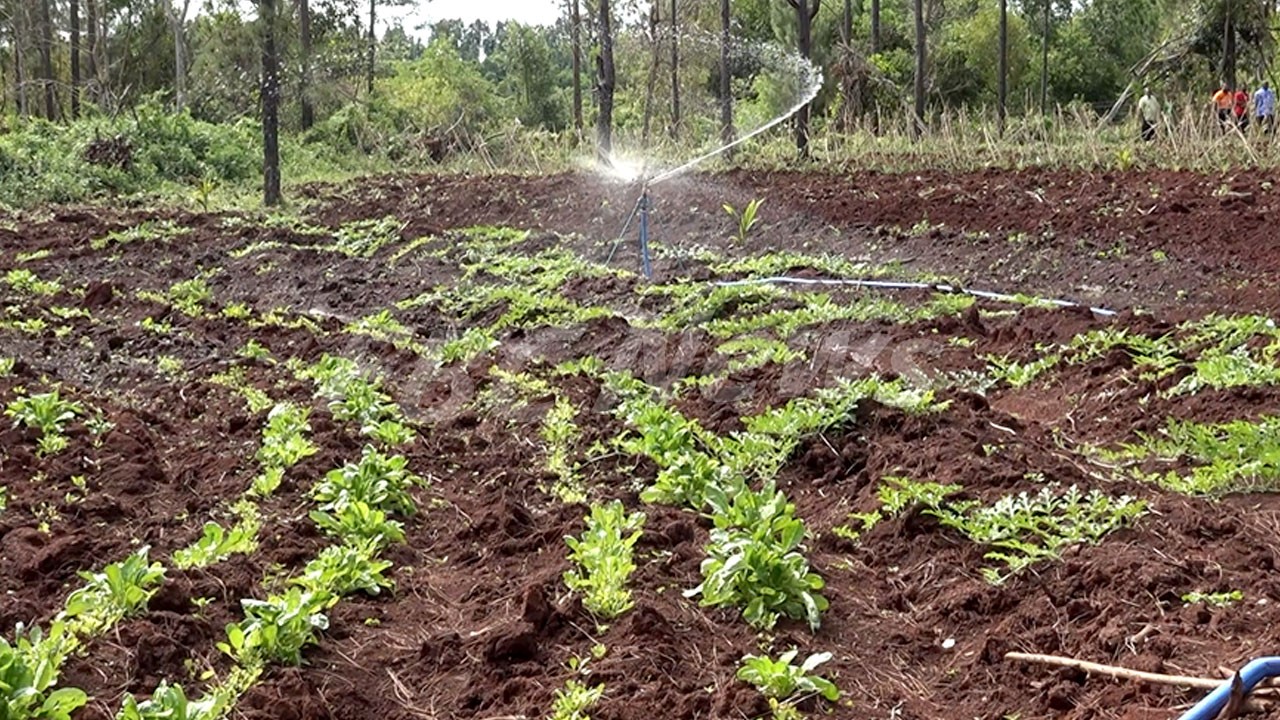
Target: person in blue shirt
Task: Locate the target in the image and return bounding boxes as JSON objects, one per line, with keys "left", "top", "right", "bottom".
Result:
{"left": 1255, "top": 83, "right": 1276, "bottom": 135}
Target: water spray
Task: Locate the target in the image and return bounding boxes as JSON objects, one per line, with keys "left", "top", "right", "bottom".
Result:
{"left": 603, "top": 33, "right": 823, "bottom": 278}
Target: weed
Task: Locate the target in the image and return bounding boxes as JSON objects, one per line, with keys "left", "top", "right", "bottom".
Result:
{"left": 0, "top": 357, "right": 14, "bottom": 377}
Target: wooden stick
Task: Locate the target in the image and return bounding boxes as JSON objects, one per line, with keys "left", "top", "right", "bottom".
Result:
{"left": 1005, "top": 652, "right": 1275, "bottom": 693}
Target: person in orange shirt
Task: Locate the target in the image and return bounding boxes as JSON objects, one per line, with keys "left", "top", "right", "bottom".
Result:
{"left": 1213, "top": 83, "right": 1234, "bottom": 131}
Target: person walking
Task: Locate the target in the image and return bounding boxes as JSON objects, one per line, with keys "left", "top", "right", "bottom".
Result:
{"left": 1234, "top": 85, "right": 1251, "bottom": 131}
{"left": 1255, "top": 82, "right": 1276, "bottom": 135}
{"left": 1137, "top": 88, "right": 1160, "bottom": 142}
{"left": 1214, "top": 83, "right": 1235, "bottom": 131}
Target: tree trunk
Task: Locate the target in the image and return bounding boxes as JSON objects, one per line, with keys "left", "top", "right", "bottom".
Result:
{"left": 1223, "top": 2, "right": 1237, "bottom": 89}
{"left": 165, "top": 0, "right": 188, "bottom": 110}
{"left": 912, "top": 0, "right": 925, "bottom": 137}
{"left": 842, "top": 0, "right": 852, "bottom": 45}
{"left": 70, "top": 0, "right": 80, "bottom": 117}
{"left": 669, "top": 0, "right": 679, "bottom": 138}
{"left": 299, "top": 0, "right": 314, "bottom": 128}
{"left": 40, "top": 0, "right": 55, "bottom": 119}
{"left": 596, "top": 0, "right": 615, "bottom": 161}
{"left": 570, "top": 0, "right": 583, "bottom": 136}
{"left": 1039, "top": 0, "right": 1049, "bottom": 114}
{"left": 262, "top": 0, "right": 282, "bottom": 205}
{"left": 788, "top": 0, "right": 819, "bottom": 157}
{"left": 720, "top": 0, "right": 732, "bottom": 145}
{"left": 641, "top": 1, "right": 660, "bottom": 143}
{"left": 997, "top": 0, "right": 1006, "bottom": 136}
{"left": 14, "top": 1, "right": 27, "bottom": 117}
{"left": 365, "top": 0, "right": 375, "bottom": 94}
{"left": 871, "top": 0, "right": 880, "bottom": 53}
{"left": 86, "top": 0, "right": 97, "bottom": 103}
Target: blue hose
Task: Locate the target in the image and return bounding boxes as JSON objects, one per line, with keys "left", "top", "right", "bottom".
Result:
{"left": 1178, "top": 657, "right": 1280, "bottom": 720}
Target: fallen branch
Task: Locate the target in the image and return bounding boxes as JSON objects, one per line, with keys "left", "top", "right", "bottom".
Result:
{"left": 1005, "top": 652, "right": 1278, "bottom": 696}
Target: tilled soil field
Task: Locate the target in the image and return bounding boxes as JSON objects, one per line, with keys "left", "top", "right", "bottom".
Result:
{"left": 2, "top": 168, "right": 1280, "bottom": 720}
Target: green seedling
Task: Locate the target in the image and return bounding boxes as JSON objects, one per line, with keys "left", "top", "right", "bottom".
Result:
{"left": 563, "top": 501, "right": 646, "bottom": 618}
{"left": 1181, "top": 590, "right": 1243, "bottom": 608}
{"left": 549, "top": 679, "right": 604, "bottom": 720}
{"left": 737, "top": 649, "right": 841, "bottom": 702}
{"left": 724, "top": 198, "right": 765, "bottom": 244}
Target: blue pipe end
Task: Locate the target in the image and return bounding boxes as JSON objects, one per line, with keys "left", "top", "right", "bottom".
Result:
{"left": 1178, "top": 657, "right": 1280, "bottom": 720}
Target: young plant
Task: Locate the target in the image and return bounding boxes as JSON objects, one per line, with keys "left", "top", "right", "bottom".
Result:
{"left": 0, "top": 624, "right": 86, "bottom": 720}
{"left": 563, "top": 501, "right": 646, "bottom": 618}
{"left": 310, "top": 501, "right": 406, "bottom": 546}
{"left": 5, "top": 390, "right": 83, "bottom": 451}
{"left": 292, "top": 539, "right": 395, "bottom": 597}
{"left": 549, "top": 679, "right": 604, "bottom": 720}
{"left": 312, "top": 446, "right": 420, "bottom": 518}
{"left": 218, "top": 588, "right": 334, "bottom": 667}
{"left": 690, "top": 483, "right": 828, "bottom": 631}
{"left": 737, "top": 649, "right": 841, "bottom": 702}
{"left": 724, "top": 198, "right": 765, "bottom": 244}
{"left": 61, "top": 548, "right": 167, "bottom": 637}
{"left": 1182, "top": 590, "right": 1243, "bottom": 608}
{"left": 117, "top": 680, "right": 223, "bottom": 720}
{"left": 173, "top": 516, "right": 260, "bottom": 570}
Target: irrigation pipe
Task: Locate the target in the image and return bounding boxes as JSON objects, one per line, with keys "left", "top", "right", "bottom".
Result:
{"left": 1004, "top": 652, "right": 1279, "bottom": 693}
{"left": 712, "top": 275, "right": 1119, "bottom": 317}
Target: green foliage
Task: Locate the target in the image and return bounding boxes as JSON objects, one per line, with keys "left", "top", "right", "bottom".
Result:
{"left": 91, "top": 220, "right": 187, "bottom": 251}
{"left": 173, "top": 517, "right": 260, "bottom": 570}
{"left": 310, "top": 501, "right": 406, "bottom": 546}
{"left": 218, "top": 588, "right": 334, "bottom": 667}
{"left": 256, "top": 404, "right": 318, "bottom": 472}
{"left": 293, "top": 540, "right": 395, "bottom": 598}
{"left": 1181, "top": 590, "right": 1243, "bottom": 608}
{"left": 563, "top": 501, "right": 646, "bottom": 618}
{"left": 934, "top": 485, "right": 1147, "bottom": 585}
{"left": 5, "top": 390, "right": 83, "bottom": 455}
{"left": 329, "top": 218, "right": 406, "bottom": 259}
{"left": 986, "top": 353, "right": 1062, "bottom": 388}
{"left": 716, "top": 337, "right": 805, "bottom": 372}
{"left": 542, "top": 396, "right": 585, "bottom": 503}
{"left": 692, "top": 483, "right": 828, "bottom": 631}
{"left": 62, "top": 548, "right": 166, "bottom": 636}
{"left": 549, "top": 679, "right": 604, "bottom": 720}
{"left": 724, "top": 199, "right": 765, "bottom": 244}
{"left": 312, "top": 446, "right": 421, "bottom": 519}
{"left": 0, "top": 624, "right": 86, "bottom": 720}
{"left": 0, "top": 102, "right": 261, "bottom": 207}
{"left": 439, "top": 327, "right": 500, "bottom": 364}
{"left": 1114, "top": 416, "right": 1280, "bottom": 495}
{"left": 736, "top": 649, "right": 841, "bottom": 702}
{"left": 3, "top": 269, "right": 62, "bottom": 296}
{"left": 117, "top": 681, "right": 223, "bottom": 720}
{"left": 0, "top": 357, "right": 14, "bottom": 377}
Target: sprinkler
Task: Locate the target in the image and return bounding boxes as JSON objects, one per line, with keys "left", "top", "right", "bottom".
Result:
{"left": 1178, "top": 657, "right": 1280, "bottom": 720}
{"left": 605, "top": 183, "right": 656, "bottom": 279}
{"left": 638, "top": 186, "right": 653, "bottom": 279}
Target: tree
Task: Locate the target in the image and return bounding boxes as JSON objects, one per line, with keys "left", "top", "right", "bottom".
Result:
{"left": 785, "top": 0, "right": 820, "bottom": 157}
{"left": 366, "top": 0, "right": 375, "bottom": 93}
{"left": 841, "top": 0, "right": 851, "bottom": 44}
{"left": 570, "top": 0, "right": 583, "bottom": 135}
{"left": 669, "top": 0, "right": 679, "bottom": 138}
{"left": 596, "top": 0, "right": 615, "bottom": 160}
{"left": 85, "top": 0, "right": 97, "bottom": 104}
{"left": 720, "top": 0, "right": 732, "bottom": 145}
{"left": 298, "top": 0, "right": 314, "bottom": 129}
{"left": 871, "top": 0, "right": 880, "bottom": 52}
{"left": 163, "top": 0, "right": 192, "bottom": 109}
{"left": 39, "top": 0, "right": 54, "bottom": 118}
{"left": 261, "top": 0, "right": 281, "bottom": 205}
{"left": 913, "top": 0, "right": 924, "bottom": 136}
{"left": 998, "top": 0, "right": 1007, "bottom": 135}
{"left": 70, "top": 0, "right": 80, "bottom": 117}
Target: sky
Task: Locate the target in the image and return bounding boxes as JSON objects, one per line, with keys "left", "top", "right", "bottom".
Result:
{"left": 388, "top": 0, "right": 562, "bottom": 35}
